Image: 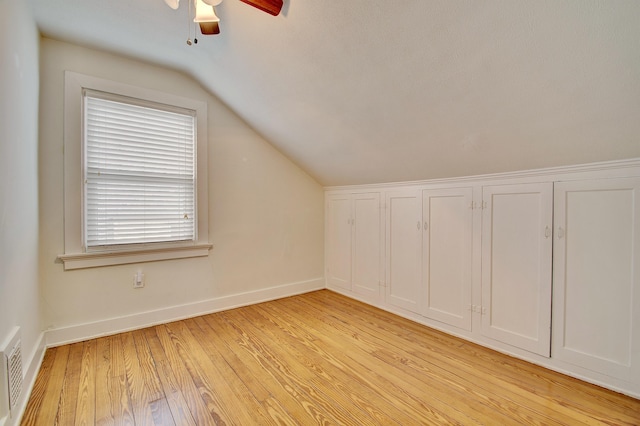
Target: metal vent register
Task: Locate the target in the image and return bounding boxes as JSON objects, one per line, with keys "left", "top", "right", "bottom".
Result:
{"left": 1, "top": 328, "right": 22, "bottom": 419}
{"left": 6, "top": 339, "right": 22, "bottom": 410}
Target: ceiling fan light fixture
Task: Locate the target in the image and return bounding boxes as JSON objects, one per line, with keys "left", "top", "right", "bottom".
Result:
{"left": 202, "top": 0, "right": 223, "bottom": 6}
{"left": 194, "top": 0, "right": 219, "bottom": 22}
{"left": 194, "top": 0, "right": 220, "bottom": 35}
{"left": 164, "top": 0, "right": 180, "bottom": 10}
{"left": 198, "top": 21, "right": 220, "bottom": 35}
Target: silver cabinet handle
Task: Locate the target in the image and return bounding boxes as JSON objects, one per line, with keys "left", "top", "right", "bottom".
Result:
{"left": 557, "top": 227, "right": 565, "bottom": 239}
{"left": 545, "top": 226, "right": 551, "bottom": 238}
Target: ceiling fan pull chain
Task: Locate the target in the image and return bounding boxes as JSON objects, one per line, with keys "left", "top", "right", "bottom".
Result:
{"left": 186, "top": 0, "right": 193, "bottom": 45}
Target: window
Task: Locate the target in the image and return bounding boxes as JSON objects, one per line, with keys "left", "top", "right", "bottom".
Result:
{"left": 84, "top": 92, "right": 196, "bottom": 247}
{"left": 59, "top": 72, "right": 211, "bottom": 270}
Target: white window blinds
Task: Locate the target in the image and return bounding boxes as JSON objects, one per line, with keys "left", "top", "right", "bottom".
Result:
{"left": 83, "top": 92, "right": 196, "bottom": 248}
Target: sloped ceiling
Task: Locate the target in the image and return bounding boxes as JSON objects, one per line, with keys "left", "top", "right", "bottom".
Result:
{"left": 28, "top": 0, "right": 640, "bottom": 186}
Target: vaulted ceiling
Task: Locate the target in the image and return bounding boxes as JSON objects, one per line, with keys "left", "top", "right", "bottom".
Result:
{"left": 28, "top": 0, "right": 640, "bottom": 185}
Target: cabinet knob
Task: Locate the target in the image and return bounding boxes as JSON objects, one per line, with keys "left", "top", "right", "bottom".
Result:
{"left": 545, "top": 226, "right": 551, "bottom": 239}
{"left": 557, "top": 227, "right": 565, "bottom": 239}
{"left": 417, "top": 221, "right": 421, "bottom": 230}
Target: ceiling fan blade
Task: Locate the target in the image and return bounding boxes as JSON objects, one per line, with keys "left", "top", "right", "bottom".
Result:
{"left": 239, "top": 0, "right": 283, "bottom": 16}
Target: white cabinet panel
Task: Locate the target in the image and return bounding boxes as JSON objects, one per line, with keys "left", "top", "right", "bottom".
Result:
{"left": 326, "top": 195, "right": 352, "bottom": 290}
{"left": 481, "top": 183, "right": 553, "bottom": 356}
{"left": 422, "top": 188, "right": 473, "bottom": 330}
{"left": 386, "top": 190, "right": 422, "bottom": 314}
{"left": 553, "top": 178, "right": 640, "bottom": 382}
{"left": 326, "top": 192, "right": 382, "bottom": 301}
{"left": 352, "top": 193, "right": 383, "bottom": 301}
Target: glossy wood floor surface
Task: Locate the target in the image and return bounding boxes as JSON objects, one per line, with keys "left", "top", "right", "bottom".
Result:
{"left": 22, "top": 290, "right": 640, "bottom": 425}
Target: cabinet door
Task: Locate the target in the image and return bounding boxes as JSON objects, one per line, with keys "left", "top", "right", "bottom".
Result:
{"left": 422, "top": 187, "right": 473, "bottom": 330}
{"left": 386, "top": 189, "right": 422, "bottom": 314}
{"left": 352, "top": 193, "right": 382, "bottom": 301}
{"left": 553, "top": 178, "right": 640, "bottom": 382}
{"left": 481, "top": 183, "right": 553, "bottom": 356}
{"left": 326, "top": 194, "right": 352, "bottom": 290}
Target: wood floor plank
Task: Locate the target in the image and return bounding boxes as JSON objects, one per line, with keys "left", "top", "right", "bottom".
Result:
{"left": 217, "top": 309, "right": 351, "bottom": 425}
{"left": 192, "top": 315, "right": 300, "bottom": 426}
{"left": 294, "top": 294, "right": 597, "bottom": 425}
{"left": 55, "top": 342, "right": 83, "bottom": 425}
{"left": 143, "top": 327, "right": 197, "bottom": 426}
{"left": 323, "top": 291, "right": 640, "bottom": 424}
{"left": 252, "top": 302, "right": 407, "bottom": 422}
{"left": 94, "top": 335, "right": 135, "bottom": 426}
{"left": 153, "top": 323, "right": 224, "bottom": 425}
{"left": 311, "top": 290, "right": 626, "bottom": 408}
{"left": 190, "top": 315, "right": 272, "bottom": 403}
{"left": 198, "top": 311, "right": 295, "bottom": 412}
{"left": 33, "top": 345, "right": 69, "bottom": 424}
{"left": 265, "top": 297, "right": 487, "bottom": 425}
{"left": 74, "top": 339, "right": 97, "bottom": 426}
{"left": 291, "top": 295, "right": 560, "bottom": 423}
{"left": 168, "top": 318, "right": 266, "bottom": 425}
{"left": 21, "top": 290, "right": 640, "bottom": 425}
{"left": 21, "top": 347, "right": 56, "bottom": 425}
{"left": 247, "top": 303, "right": 407, "bottom": 425}
{"left": 183, "top": 317, "right": 279, "bottom": 424}
{"left": 121, "top": 331, "right": 173, "bottom": 425}
{"left": 205, "top": 309, "right": 350, "bottom": 424}
{"left": 131, "top": 329, "right": 175, "bottom": 425}
{"left": 104, "top": 334, "right": 135, "bottom": 426}
{"left": 307, "top": 290, "right": 640, "bottom": 425}
{"left": 225, "top": 306, "right": 370, "bottom": 425}
{"left": 259, "top": 300, "right": 465, "bottom": 424}
{"left": 95, "top": 336, "right": 115, "bottom": 425}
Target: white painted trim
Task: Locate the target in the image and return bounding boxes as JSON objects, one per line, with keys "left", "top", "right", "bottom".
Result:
{"left": 325, "top": 157, "right": 640, "bottom": 192}
{"left": 45, "top": 278, "right": 324, "bottom": 347}
{"left": 58, "top": 243, "right": 213, "bottom": 270}
{"left": 63, "top": 71, "right": 210, "bottom": 267}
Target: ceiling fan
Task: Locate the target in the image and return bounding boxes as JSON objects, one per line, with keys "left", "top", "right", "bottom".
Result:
{"left": 164, "top": 0, "right": 283, "bottom": 36}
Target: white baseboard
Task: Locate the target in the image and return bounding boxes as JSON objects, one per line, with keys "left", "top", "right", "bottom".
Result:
{"left": 45, "top": 278, "right": 324, "bottom": 347}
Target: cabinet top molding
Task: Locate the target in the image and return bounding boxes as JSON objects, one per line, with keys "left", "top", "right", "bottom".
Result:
{"left": 325, "top": 157, "right": 640, "bottom": 192}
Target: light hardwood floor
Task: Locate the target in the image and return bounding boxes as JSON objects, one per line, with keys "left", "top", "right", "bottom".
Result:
{"left": 22, "top": 290, "right": 640, "bottom": 425}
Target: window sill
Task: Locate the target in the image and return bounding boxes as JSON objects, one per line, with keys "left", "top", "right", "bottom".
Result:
{"left": 57, "top": 243, "right": 213, "bottom": 270}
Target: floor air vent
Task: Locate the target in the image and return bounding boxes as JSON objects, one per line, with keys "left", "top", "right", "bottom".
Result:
{"left": 1, "top": 327, "right": 22, "bottom": 419}
{"left": 6, "top": 340, "right": 22, "bottom": 411}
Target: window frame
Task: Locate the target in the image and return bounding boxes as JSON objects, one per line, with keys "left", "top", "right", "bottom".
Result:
{"left": 59, "top": 71, "right": 211, "bottom": 270}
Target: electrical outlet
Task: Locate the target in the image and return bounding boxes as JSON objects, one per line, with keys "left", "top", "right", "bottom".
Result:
{"left": 133, "top": 271, "right": 145, "bottom": 289}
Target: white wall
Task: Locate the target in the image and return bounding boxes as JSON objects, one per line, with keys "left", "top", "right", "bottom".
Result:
{"left": 38, "top": 38, "right": 324, "bottom": 343}
{"left": 0, "top": 0, "right": 42, "bottom": 423}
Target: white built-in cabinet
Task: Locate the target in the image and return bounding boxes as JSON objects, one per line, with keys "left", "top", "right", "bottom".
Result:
{"left": 385, "top": 189, "right": 422, "bottom": 313}
{"left": 480, "top": 183, "right": 553, "bottom": 356}
{"left": 552, "top": 177, "right": 640, "bottom": 384}
{"left": 325, "top": 160, "right": 640, "bottom": 397}
{"left": 422, "top": 187, "right": 473, "bottom": 331}
{"left": 326, "top": 194, "right": 352, "bottom": 291}
{"left": 326, "top": 192, "right": 382, "bottom": 303}
{"left": 384, "top": 187, "right": 473, "bottom": 329}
